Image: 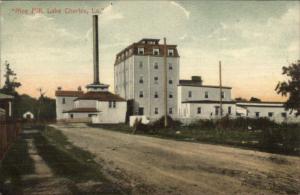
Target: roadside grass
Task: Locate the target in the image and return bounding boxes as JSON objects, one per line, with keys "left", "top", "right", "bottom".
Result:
{"left": 33, "top": 125, "right": 125, "bottom": 194}
{"left": 0, "top": 134, "right": 34, "bottom": 194}
{"left": 89, "top": 118, "right": 300, "bottom": 156}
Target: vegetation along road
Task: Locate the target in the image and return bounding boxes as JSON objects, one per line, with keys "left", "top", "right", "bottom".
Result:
{"left": 50, "top": 123, "right": 300, "bottom": 195}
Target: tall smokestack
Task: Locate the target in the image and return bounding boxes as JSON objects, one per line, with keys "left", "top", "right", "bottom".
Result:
{"left": 93, "top": 15, "right": 100, "bottom": 84}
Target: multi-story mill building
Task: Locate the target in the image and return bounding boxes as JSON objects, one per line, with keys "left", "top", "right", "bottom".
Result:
{"left": 114, "top": 38, "right": 180, "bottom": 119}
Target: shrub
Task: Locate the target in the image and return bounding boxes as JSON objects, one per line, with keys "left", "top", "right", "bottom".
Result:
{"left": 150, "top": 115, "right": 182, "bottom": 129}
{"left": 189, "top": 119, "right": 215, "bottom": 130}
{"left": 259, "top": 127, "right": 300, "bottom": 154}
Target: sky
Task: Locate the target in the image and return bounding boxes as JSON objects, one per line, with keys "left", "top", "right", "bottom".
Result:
{"left": 0, "top": 1, "right": 299, "bottom": 101}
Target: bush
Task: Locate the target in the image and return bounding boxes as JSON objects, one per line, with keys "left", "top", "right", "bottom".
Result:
{"left": 189, "top": 119, "right": 215, "bottom": 130}
{"left": 151, "top": 115, "right": 182, "bottom": 128}
{"left": 259, "top": 127, "right": 300, "bottom": 154}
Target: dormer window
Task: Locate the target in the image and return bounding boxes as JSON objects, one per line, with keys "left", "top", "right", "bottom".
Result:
{"left": 138, "top": 48, "right": 144, "bottom": 55}
{"left": 168, "top": 49, "right": 174, "bottom": 56}
{"left": 153, "top": 48, "right": 159, "bottom": 55}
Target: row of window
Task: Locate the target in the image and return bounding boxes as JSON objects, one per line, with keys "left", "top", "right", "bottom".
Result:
{"left": 188, "top": 91, "right": 225, "bottom": 99}
{"left": 139, "top": 91, "right": 173, "bottom": 98}
{"left": 255, "top": 112, "right": 289, "bottom": 118}
{"left": 139, "top": 62, "right": 173, "bottom": 70}
{"left": 139, "top": 76, "right": 173, "bottom": 85}
{"left": 139, "top": 107, "right": 173, "bottom": 115}
{"left": 138, "top": 48, "right": 174, "bottom": 56}
{"left": 196, "top": 106, "right": 232, "bottom": 115}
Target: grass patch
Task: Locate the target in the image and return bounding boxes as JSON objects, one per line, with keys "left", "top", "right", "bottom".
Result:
{"left": 89, "top": 117, "right": 300, "bottom": 156}
{"left": 33, "top": 126, "right": 124, "bottom": 194}
{"left": 0, "top": 134, "right": 34, "bottom": 194}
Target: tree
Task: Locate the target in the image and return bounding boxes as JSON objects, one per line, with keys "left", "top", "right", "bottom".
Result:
{"left": 235, "top": 97, "right": 247, "bottom": 102}
{"left": 1, "top": 61, "right": 21, "bottom": 95}
{"left": 275, "top": 60, "right": 300, "bottom": 116}
{"left": 249, "top": 97, "right": 261, "bottom": 102}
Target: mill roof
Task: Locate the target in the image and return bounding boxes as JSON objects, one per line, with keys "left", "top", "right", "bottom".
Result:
{"left": 75, "top": 91, "right": 126, "bottom": 102}
{"left": 63, "top": 107, "right": 99, "bottom": 113}
{"left": 55, "top": 90, "right": 84, "bottom": 97}
{"left": 0, "top": 93, "right": 14, "bottom": 100}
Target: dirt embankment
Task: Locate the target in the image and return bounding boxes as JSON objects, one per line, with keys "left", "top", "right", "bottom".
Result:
{"left": 51, "top": 124, "right": 300, "bottom": 195}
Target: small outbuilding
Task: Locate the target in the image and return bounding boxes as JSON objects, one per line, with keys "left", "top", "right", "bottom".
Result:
{"left": 23, "top": 111, "right": 35, "bottom": 120}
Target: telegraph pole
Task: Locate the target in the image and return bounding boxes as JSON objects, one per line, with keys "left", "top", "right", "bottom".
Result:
{"left": 219, "top": 61, "right": 223, "bottom": 117}
{"left": 163, "top": 37, "right": 168, "bottom": 127}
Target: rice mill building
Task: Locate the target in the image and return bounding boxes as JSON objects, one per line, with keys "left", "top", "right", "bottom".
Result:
{"left": 114, "top": 38, "right": 180, "bottom": 120}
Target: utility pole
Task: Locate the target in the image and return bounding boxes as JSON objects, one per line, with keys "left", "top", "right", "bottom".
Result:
{"left": 219, "top": 61, "right": 223, "bottom": 117}
{"left": 163, "top": 37, "right": 168, "bottom": 128}
{"left": 37, "top": 87, "right": 46, "bottom": 121}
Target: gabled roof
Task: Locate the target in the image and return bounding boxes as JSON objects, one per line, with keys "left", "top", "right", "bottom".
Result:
{"left": 63, "top": 107, "right": 99, "bottom": 113}
{"left": 75, "top": 91, "right": 126, "bottom": 102}
{"left": 55, "top": 90, "right": 84, "bottom": 97}
{"left": 0, "top": 93, "right": 14, "bottom": 100}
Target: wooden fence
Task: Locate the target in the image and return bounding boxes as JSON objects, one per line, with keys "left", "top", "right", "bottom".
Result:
{"left": 0, "top": 119, "right": 21, "bottom": 160}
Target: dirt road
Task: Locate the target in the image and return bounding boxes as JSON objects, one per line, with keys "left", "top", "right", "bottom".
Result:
{"left": 51, "top": 124, "right": 300, "bottom": 195}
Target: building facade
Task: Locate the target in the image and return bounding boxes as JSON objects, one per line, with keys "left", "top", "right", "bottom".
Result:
{"left": 55, "top": 88, "right": 84, "bottom": 120}
{"left": 114, "top": 38, "right": 180, "bottom": 119}
{"left": 177, "top": 76, "right": 236, "bottom": 121}
{"left": 236, "top": 101, "right": 299, "bottom": 123}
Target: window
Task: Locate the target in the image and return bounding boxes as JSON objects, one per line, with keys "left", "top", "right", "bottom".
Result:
{"left": 255, "top": 112, "right": 260, "bottom": 118}
{"left": 154, "top": 76, "right": 158, "bottom": 84}
{"left": 281, "top": 112, "right": 287, "bottom": 118}
{"left": 62, "top": 98, "right": 66, "bottom": 104}
{"left": 153, "top": 48, "right": 159, "bottom": 55}
{"left": 88, "top": 114, "right": 97, "bottom": 118}
{"left": 155, "top": 108, "right": 159, "bottom": 114}
{"left": 215, "top": 107, "right": 219, "bottom": 115}
{"left": 188, "top": 91, "right": 192, "bottom": 98}
{"left": 268, "top": 112, "right": 273, "bottom": 117}
{"left": 138, "top": 47, "right": 144, "bottom": 55}
{"left": 197, "top": 107, "right": 201, "bottom": 114}
{"left": 169, "top": 108, "right": 173, "bottom": 114}
{"left": 154, "top": 92, "right": 159, "bottom": 98}
{"left": 139, "top": 91, "right": 144, "bottom": 98}
{"left": 70, "top": 114, "right": 74, "bottom": 118}
{"left": 139, "top": 76, "right": 144, "bottom": 84}
{"left": 154, "top": 62, "right": 159, "bottom": 69}
{"left": 205, "top": 91, "right": 209, "bottom": 98}
{"left": 168, "top": 63, "right": 173, "bottom": 70}
{"left": 113, "top": 101, "right": 116, "bottom": 108}
{"left": 139, "top": 61, "right": 143, "bottom": 68}
{"left": 221, "top": 91, "right": 225, "bottom": 99}
{"left": 228, "top": 106, "right": 232, "bottom": 114}
{"left": 138, "top": 107, "right": 144, "bottom": 115}
{"left": 169, "top": 80, "right": 173, "bottom": 84}
{"left": 109, "top": 101, "right": 112, "bottom": 108}
{"left": 168, "top": 49, "right": 174, "bottom": 56}
{"left": 169, "top": 92, "right": 173, "bottom": 98}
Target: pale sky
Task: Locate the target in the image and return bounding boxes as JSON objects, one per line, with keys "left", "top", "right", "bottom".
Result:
{"left": 0, "top": 1, "right": 299, "bottom": 101}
